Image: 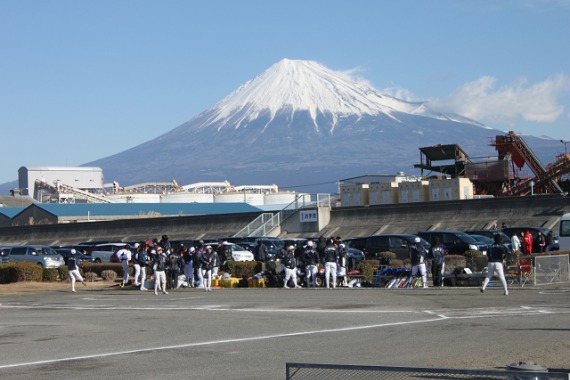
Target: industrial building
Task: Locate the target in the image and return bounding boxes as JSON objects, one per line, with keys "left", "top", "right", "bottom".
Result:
{"left": 339, "top": 131, "right": 570, "bottom": 207}
{"left": 16, "top": 167, "right": 310, "bottom": 208}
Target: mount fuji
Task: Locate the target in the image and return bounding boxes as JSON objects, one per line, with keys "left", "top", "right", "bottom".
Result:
{"left": 86, "top": 59, "right": 561, "bottom": 193}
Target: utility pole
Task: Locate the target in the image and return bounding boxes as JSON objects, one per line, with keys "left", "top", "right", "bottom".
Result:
{"left": 561, "top": 139, "right": 569, "bottom": 156}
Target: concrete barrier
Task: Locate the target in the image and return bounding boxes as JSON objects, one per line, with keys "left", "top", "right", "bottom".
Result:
{"left": 0, "top": 195, "right": 568, "bottom": 245}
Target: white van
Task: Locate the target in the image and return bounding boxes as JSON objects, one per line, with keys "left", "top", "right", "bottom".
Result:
{"left": 559, "top": 213, "right": 570, "bottom": 251}
{"left": 90, "top": 243, "right": 128, "bottom": 263}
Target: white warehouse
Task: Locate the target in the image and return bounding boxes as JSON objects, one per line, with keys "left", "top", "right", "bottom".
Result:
{"left": 18, "top": 166, "right": 104, "bottom": 199}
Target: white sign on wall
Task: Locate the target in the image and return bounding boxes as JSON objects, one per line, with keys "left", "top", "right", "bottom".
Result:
{"left": 300, "top": 210, "right": 318, "bottom": 223}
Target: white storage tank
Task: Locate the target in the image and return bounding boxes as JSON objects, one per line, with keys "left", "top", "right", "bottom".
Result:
{"left": 215, "top": 192, "right": 265, "bottom": 205}
{"left": 264, "top": 192, "right": 298, "bottom": 205}
{"left": 161, "top": 192, "right": 214, "bottom": 203}
{"left": 105, "top": 193, "right": 161, "bottom": 203}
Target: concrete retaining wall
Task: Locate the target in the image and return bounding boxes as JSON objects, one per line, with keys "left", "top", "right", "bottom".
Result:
{"left": 315, "top": 194, "right": 569, "bottom": 238}
{"left": 0, "top": 195, "right": 568, "bottom": 245}
{"left": 0, "top": 212, "right": 263, "bottom": 246}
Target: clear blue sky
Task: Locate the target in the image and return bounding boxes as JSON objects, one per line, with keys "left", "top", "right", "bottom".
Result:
{"left": 1, "top": 0, "right": 569, "bottom": 184}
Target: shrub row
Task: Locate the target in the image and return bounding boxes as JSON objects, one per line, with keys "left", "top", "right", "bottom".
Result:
{"left": 0, "top": 263, "right": 44, "bottom": 283}
{"left": 0, "top": 261, "right": 265, "bottom": 284}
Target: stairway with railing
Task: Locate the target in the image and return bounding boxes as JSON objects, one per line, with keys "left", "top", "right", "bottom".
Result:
{"left": 233, "top": 194, "right": 325, "bottom": 237}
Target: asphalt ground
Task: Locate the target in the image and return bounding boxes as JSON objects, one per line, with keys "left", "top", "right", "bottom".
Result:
{"left": 0, "top": 283, "right": 569, "bottom": 379}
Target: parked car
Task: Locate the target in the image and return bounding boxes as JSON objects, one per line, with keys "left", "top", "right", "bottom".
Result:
{"left": 88, "top": 243, "right": 128, "bottom": 263}
{"left": 229, "top": 237, "right": 284, "bottom": 261}
{"left": 465, "top": 230, "right": 513, "bottom": 253}
{"left": 53, "top": 247, "right": 96, "bottom": 265}
{"left": 215, "top": 242, "right": 255, "bottom": 262}
{"left": 3, "top": 245, "right": 65, "bottom": 268}
{"left": 345, "top": 247, "right": 366, "bottom": 269}
{"left": 0, "top": 246, "right": 12, "bottom": 264}
{"left": 466, "top": 234, "right": 493, "bottom": 255}
{"left": 343, "top": 234, "right": 430, "bottom": 260}
{"left": 417, "top": 230, "right": 487, "bottom": 255}
{"left": 502, "top": 227, "right": 559, "bottom": 252}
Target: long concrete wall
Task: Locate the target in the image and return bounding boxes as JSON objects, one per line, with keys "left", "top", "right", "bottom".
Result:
{"left": 0, "top": 212, "right": 263, "bottom": 246}
{"left": 0, "top": 195, "right": 568, "bottom": 245}
{"left": 315, "top": 194, "right": 569, "bottom": 238}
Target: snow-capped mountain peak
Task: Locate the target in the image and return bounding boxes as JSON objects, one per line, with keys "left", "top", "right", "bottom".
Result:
{"left": 200, "top": 59, "right": 426, "bottom": 132}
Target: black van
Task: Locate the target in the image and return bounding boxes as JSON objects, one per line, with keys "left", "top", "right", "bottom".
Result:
{"left": 417, "top": 230, "right": 488, "bottom": 255}
{"left": 343, "top": 234, "right": 430, "bottom": 260}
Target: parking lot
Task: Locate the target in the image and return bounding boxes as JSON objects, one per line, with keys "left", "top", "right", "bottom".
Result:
{"left": 0, "top": 283, "right": 569, "bottom": 379}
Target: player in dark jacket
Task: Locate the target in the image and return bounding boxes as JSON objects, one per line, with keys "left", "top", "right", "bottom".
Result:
{"left": 427, "top": 236, "right": 447, "bottom": 287}
{"left": 323, "top": 239, "right": 338, "bottom": 289}
{"left": 481, "top": 234, "right": 509, "bottom": 295}
{"left": 408, "top": 237, "right": 428, "bottom": 288}
{"left": 303, "top": 241, "right": 320, "bottom": 288}
{"left": 67, "top": 249, "right": 87, "bottom": 293}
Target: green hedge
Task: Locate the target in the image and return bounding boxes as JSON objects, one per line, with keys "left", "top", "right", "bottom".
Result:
{"left": 0, "top": 263, "right": 43, "bottom": 283}
{"left": 225, "top": 261, "right": 261, "bottom": 278}
{"left": 42, "top": 268, "right": 60, "bottom": 282}
{"left": 82, "top": 263, "right": 125, "bottom": 277}
{"left": 356, "top": 262, "right": 374, "bottom": 282}
{"left": 0, "top": 263, "right": 124, "bottom": 284}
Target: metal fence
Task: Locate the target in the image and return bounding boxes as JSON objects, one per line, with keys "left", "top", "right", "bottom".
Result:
{"left": 286, "top": 363, "right": 570, "bottom": 380}
{"left": 534, "top": 254, "right": 570, "bottom": 286}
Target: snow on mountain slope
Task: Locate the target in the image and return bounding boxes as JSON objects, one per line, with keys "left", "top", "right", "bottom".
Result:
{"left": 197, "top": 59, "right": 433, "bottom": 133}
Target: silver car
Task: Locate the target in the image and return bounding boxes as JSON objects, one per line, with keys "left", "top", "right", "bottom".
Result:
{"left": 5, "top": 245, "right": 65, "bottom": 268}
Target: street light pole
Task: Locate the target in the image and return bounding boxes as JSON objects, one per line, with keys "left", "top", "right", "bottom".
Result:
{"left": 561, "top": 139, "right": 569, "bottom": 156}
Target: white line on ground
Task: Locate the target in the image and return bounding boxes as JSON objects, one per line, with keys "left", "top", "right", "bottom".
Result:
{"left": 0, "top": 316, "right": 446, "bottom": 370}
{"left": 1, "top": 304, "right": 568, "bottom": 370}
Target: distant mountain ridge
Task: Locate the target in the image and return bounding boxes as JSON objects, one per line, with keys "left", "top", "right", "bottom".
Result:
{"left": 86, "top": 59, "right": 562, "bottom": 193}
{"left": 0, "top": 59, "right": 562, "bottom": 195}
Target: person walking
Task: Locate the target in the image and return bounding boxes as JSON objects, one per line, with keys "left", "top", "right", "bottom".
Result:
{"left": 303, "top": 240, "right": 320, "bottom": 288}
{"left": 511, "top": 232, "right": 521, "bottom": 253}
{"left": 427, "top": 236, "right": 447, "bottom": 287}
{"left": 523, "top": 230, "right": 533, "bottom": 254}
{"left": 323, "top": 239, "right": 338, "bottom": 289}
{"left": 132, "top": 242, "right": 143, "bottom": 287}
{"left": 537, "top": 231, "right": 546, "bottom": 253}
{"left": 195, "top": 240, "right": 206, "bottom": 288}
{"left": 137, "top": 244, "right": 149, "bottom": 291}
{"left": 67, "top": 249, "right": 87, "bottom": 292}
{"left": 152, "top": 247, "right": 168, "bottom": 295}
{"left": 167, "top": 249, "right": 183, "bottom": 289}
{"left": 282, "top": 245, "right": 300, "bottom": 288}
{"left": 254, "top": 239, "right": 267, "bottom": 262}
{"left": 337, "top": 244, "right": 348, "bottom": 287}
{"left": 200, "top": 245, "right": 215, "bottom": 291}
{"left": 183, "top": 246, "right": 195, "bottom": 288}
{"left": 409, "top": 237, "right": 428, "bottom": 288}
{"left": 116, "top": 244, "right": 132, "bottom": 288}
{"left": 481, "top": 234, "right": 509, "bottom": 295}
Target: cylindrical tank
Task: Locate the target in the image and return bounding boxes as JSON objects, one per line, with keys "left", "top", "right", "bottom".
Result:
{"left": 161, "top": 193, "right": 214, "bottom": 203}
{"left": 215, "top": 192, "right": 264, "bottom": 205}
{"left": 264, "top": 192, "right": 297, "bottom": 205}
{"left": 106, "top": 193, "right": 161, "bottom": 203}
{"left": 264, "top": 192, "right": 312, "bottom": 206}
